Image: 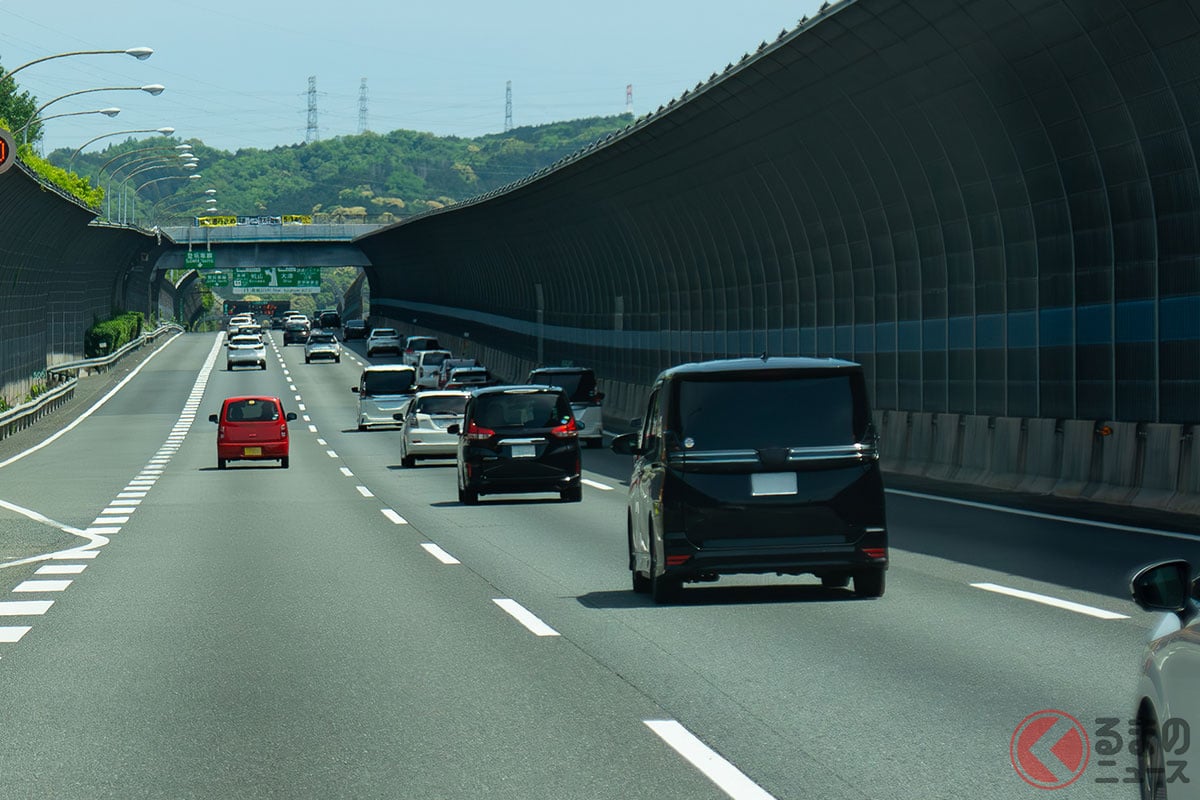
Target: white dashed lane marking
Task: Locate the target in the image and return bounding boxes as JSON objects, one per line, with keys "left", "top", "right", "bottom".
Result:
{"left": 581, "top": 479, "right": 614, "bottom": 491}
{"left": 420, "top": 543, "right": 460, "bottom": 564}
{"left": 381, "top": 509, "right": 407, "bottom": 525}
{"left": 0, "top": 601, "right": 53, "bottom": 615}
{"left": 0, "top": 627, "right": 32, "bottom": 643}
{"left": 644, "top": 719, "right": 777, "bottom": 800}
{"left": 339, "top": 467, "right": 354, "bottom": 477}
{"left": 12, "top": 580, "right": 72, "bottom": 593}
{"left": 970, "top": 583, "right": 1129, "bottom": 620}
{"left": 35, "top": 565, "right": 86, "bottom": 575}
{"left": 356, "top": 486, "right": 374, "bottom": 498}
{"left": 492, "top": 599, "right": 559, "bottom": 637}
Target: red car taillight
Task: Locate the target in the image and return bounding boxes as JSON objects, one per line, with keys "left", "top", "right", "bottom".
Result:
{"left": 550, "top": 418, "right": 579, "bottom": 438}
{"left": 280, "top": 425, "right": 288, "bottom": 439}
{"left": 217, "top": 426, "right": 226, "bottom": 440}
{"left": 466, "top": 420, "right": 494, "bottom": 441}
{"left": 862, "top": 547, "right": 886, "bottom": 559}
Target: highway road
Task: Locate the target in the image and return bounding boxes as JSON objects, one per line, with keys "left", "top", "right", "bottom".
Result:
{"left": 1, "top": 330, "right": 1197, "bottom": 799}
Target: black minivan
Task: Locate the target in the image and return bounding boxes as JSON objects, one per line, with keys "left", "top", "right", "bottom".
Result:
{"left": 450, "top": 386, "right": 583, "bottom": 504}
{"left": 611, "top": 357, "right": 888, "bottom": 602}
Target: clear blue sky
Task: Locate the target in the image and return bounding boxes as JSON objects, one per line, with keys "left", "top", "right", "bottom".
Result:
{"left": 0, "top": 1, "right": 824, "bottom": 155}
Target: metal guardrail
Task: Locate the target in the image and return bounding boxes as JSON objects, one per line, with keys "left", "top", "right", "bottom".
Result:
{"left": 0, "top": 324, "right": 184, "bottom": 442}
{"left": 47, "top": 324, "right": 184, "bottom": 378}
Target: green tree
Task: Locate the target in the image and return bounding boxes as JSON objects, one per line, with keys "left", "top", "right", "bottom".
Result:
{"left": 0, "top": 61, "right": 41, "bottom": 143}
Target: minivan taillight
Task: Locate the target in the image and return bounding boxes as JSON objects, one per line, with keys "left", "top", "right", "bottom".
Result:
{"left": 280, "top": 425, "right": 288, "bottom": 439}
{"left": 551, "top": 418, "right": 579, "bottom": 438}
{"left": 466, "top": 420, "right": 494, "bottom": 441}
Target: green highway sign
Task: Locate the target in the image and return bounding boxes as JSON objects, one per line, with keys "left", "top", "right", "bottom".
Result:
{"left": 184, "top": 251, "right": 215, "bottom": 269}
{"left": 231, "top": 267, "right": 321, "bottom": 295}
{"left": 202, "top": 271, "right": 229, "bottom": 287}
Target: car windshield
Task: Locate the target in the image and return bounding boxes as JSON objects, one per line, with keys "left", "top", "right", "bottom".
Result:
{"left": 415, "top": 395, "right": 468, "bottom": 415}
{"left": 363, "top": 371, "right": 414, "bottom": 395}
{"left": 673, "top": 373, "right": 868, "bottom": 450}
{"left": 308, "top": 334, "right": 335, "bottom": 343}
{"left": 530, "top": 370, "right": 596, "bottom": 402}
{"left": 473, "top": 392, "right": 571, "bottom": 430}
{"left": 225, "top": 399, "right": 280, "bottom": 422}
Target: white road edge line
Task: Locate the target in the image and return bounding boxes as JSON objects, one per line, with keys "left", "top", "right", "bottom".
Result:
{"left": 643, "top": 719, "right": 777, "bottom": 800}
{"left": 420, "top": 543, "right": 460, "bottom": 564}
{"left": 887, "top": 488, "right": 1199, "bottom": 540}
{"left": 581, "top": 478, "right": 614, "bottom": 491}
{"left": 492, "top": 598, "right": 560, "bottom": 637}
{"left": 970, "top": 582, "right": 1129, "bottom": 620}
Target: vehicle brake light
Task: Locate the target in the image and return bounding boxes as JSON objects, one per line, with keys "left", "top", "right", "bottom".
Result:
{"left": 466, "top": 420, "right": 494, "bottom": 441}
{"left": 862, "top": 547, "right": 886, "bottom": 559}
{"left": 551, "top": 418, "right": 579, "bottom": 438}
{"left": 280, "top": 425, "right": 288, "bottom": 439}
{"left": 666, "top": 555, "right": 691, "bottom": 566}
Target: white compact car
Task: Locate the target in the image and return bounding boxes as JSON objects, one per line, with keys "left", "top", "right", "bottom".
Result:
{"left": 226, "top": 334, "right": 266, "bottom": 370}
{"left": 1131, "top": 559, "right": 1200, "bottom": 800}
{"left": 398, "top": 390, "right": 470, "bottom": 467}
{"left": 366, "top": 327, "right": 402, "bottom": 357}
{"left": 351, "top": 365, "right": 417, "bottom": 430}
{"left": 304, "top": 332, "right": 342, "bottom": 363}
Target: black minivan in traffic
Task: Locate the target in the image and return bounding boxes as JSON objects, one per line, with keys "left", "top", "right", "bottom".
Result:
{"left": 611, "top": 357, "right": 888, "bottom": 603}
{"left": 450, "top": 385, "right": 583, "bottom": 504}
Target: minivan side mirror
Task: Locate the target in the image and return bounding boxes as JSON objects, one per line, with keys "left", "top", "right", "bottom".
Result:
{"left": 351, "top": 386, "right": 359, "bottom": 393}
{"left": 611, "top": 432, "right": 642, "bottom": 456}
{"left": 446, "top": 423, "right": 461, "bottom": 435}
{"left": 1132, "top": 560, "right": 1194, "bottom": 619}
{"left": 286, "top": 412, "right": 297, "bottom": 421}
{"left": 209, "top": 414, "right": 219, "bottom": 423}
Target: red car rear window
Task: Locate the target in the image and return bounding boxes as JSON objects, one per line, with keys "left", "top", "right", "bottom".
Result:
{"left": 225, "top": 399, "right": 280, "bottom": 422}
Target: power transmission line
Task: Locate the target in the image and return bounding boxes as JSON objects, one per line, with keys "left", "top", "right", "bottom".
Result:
{"left": 306, "top": 76, "right": 319, "bottom": 142}
{"left": 358, "top": 78, "right": 368, "bottom": 134}
{"left": 504, "top": 80, "right": 513, "bottom": 132}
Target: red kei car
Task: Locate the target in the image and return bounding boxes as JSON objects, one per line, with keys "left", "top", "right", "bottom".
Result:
{"left": 209, "top": 396, "right": 297, "bottom": 469}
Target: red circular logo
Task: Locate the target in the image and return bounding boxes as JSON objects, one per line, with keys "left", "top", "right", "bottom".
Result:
{"left": 1010, "top": 710, "right": 1091, "bottom": 789}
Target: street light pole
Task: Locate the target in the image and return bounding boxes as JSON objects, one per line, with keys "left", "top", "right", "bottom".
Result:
{"left": 16, "top": 85, "right": 165, "bottom": 144}
{"left": 1, "top": 47, "right": 153, "bottom": 83}
{"left": 68, "top": 127, "right": 174, "bottom": 167}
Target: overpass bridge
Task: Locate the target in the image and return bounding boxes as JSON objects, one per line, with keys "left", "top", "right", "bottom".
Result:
{"left": 2, "top": 0, "right": 1199, "bottom": 509}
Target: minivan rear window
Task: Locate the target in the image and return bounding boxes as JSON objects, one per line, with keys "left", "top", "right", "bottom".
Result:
{"left": 673, "top": 374, "right": 866, "bottom": 450}
{"left": 529, "top": 370, "right": 596, "bottom": 403}
{"left": 363, "top": 371, "right": 415, "bottom": 395}
{"left": 473, "top": 392, "right": 572, "bottom": 430}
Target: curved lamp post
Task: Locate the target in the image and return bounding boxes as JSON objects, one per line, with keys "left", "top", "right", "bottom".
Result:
{"left": 68, "top": 126, "right": 174, "bottom": 167}
{"left": 1, "top": 47, "right": 153, "bottom": 83}
{"left": 129, "top": 173, "right": 199, "bottom": 225}
{"left": 16, "top": 85, "right": 164, "bottom": 144}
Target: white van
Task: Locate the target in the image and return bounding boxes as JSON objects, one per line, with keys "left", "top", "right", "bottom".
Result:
{"left": 415, "top": 350, "right": 453, "bottom": 388}
{"left": 350, "top": 365, "right": 417, "bottom": 430}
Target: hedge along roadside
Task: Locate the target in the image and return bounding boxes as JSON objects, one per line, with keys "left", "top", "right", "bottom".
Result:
{"left": 84, "top": 312, "right": 144, "bottom": 359}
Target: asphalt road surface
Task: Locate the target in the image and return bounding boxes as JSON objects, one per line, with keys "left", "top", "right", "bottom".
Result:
{"left": 1, "top": 330, "right": 1196, "bottom": 799}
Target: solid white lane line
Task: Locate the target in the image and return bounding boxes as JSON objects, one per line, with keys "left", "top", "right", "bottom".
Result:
{"left": 644, "top": 720, "right": 776, "bottom": 800}
{"left": 339, "top": 467, "right": 354, "bottom": 477}
{"left": 581, "top": 478, "right": 614, "bottom": 491}
{"left": 492, "top": 599, "right": 559, "bottom": 637}
{"left": 970, "top": 582, "right": 1129, "bottom": 620}
{"left": 420, "top": 543, "right": 460, "bottom": 564}
{"left": 13, "top": 580, "right": 72, "bottom": 593}
{"left": 326, "top": 450, "right": 338, "bottom": 458}
{"left": 381, "top": 509, "right": 407, "bottom": 525}
{"left": 0, "top": 498, "right": 85, "bottom": 536}
{"left": 84, "top": 527, "right": 121, "bottom": 535}
{"left": 35, "top": 564, "right": 86, "bottom": 575}
{"left": 356, "top": 485, "right": 374, "bottom": 498}
{"left": 887, "top": 488, "right": 1200, "bottom": 540}
{"left": 0, "top": 627, "right": 32, "bottom": 643}
{"left": 0, "top": 601, "right": 53, "bottom": 615}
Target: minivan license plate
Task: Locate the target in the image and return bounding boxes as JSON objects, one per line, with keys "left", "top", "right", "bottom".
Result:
{"left": 751, "top": 472, "right": 797, "bottom": 496}
{"left": 243, "top": 447, "right": 262, "bottom": 457}
{"left": 510, "top": 444, "right": 535, "bottom": 458}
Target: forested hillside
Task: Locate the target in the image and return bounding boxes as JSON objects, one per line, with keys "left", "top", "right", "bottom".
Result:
{"left": 48, "top": 115, "right": 632, "bottom": 223}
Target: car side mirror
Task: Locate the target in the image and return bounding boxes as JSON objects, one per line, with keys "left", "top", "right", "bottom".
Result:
{"left": 447, "top": 423, "right": 461, "bottom": 435}
{"left": 286, "top": 412, "right": 297, "bottom": 421}
{"left": 576, "top": 421, "right": 586, "bottom": 430}
{"left": 209, "top": 414, "right": 219, "bottom": 423}
{"left": 351, "top": 386, "right": 359, "bottom": 393}
{"left": 392, "top": 413, "right": 405, "bottom": 422}
{"left": 1132, "top": 560, "right": 1193, "bottom": 618}
{"left": 611, "top": 432, "right": 641, "bottom": 456}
